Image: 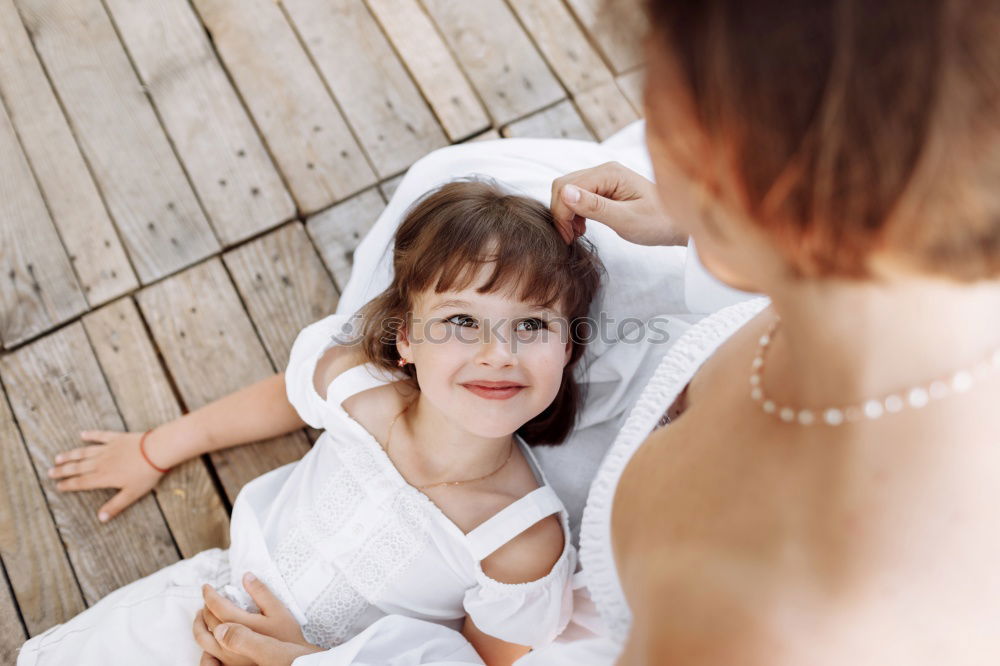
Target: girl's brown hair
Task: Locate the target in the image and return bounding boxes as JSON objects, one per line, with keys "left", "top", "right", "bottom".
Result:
{"left": 354, "top": 178, "right": 604, "bottom": 445}
{"left": 644, "top": 0, "right": 999, "bottom": 280}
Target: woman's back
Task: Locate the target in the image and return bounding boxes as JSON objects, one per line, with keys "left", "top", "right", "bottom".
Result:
{"left": 613, "top": 304, "right": 1000, "bottom": 664}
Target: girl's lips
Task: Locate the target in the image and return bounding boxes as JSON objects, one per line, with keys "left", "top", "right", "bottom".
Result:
{"left": 462, "top": 383, "right": 525, "bottom": 400}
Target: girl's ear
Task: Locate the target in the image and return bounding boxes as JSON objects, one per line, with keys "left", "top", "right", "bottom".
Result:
{"left": 396, "top": 322, "right": 412, "bottom": 362}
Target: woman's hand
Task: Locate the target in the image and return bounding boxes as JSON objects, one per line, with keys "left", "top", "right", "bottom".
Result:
{"left": 550, "top": 161, "right": 684, "bottom": 246}
{"left": 48, "top": 430, "right": 165, "bottom": 522}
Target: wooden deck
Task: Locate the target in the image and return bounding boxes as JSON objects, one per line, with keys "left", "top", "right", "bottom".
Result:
{"left": 0, "top": 0, "right": 645, "bottom": 655}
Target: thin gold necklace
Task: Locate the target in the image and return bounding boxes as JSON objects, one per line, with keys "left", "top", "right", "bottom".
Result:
{"left": 384, "top": 402, "right": 515, "bottom": 490}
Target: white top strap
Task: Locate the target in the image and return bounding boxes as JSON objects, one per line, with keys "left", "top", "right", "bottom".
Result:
{"left": 324, "top": 363, "right": 399, "bottom": 408}
{"left": 466, "top": 485, "right": 564, "bottom": 561}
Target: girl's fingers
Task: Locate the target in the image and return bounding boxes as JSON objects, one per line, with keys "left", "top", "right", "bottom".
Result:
{"left": 79, "top": 430, "right": 114, "bottom": 444}
{"left": 97, "top": 488, "right": 139, "bottom": 523}
{"left": 199, "top": 652, "right": 221, "bottom": 666}
{"left": 55, "top": 474, "right": 99, "bottom": 492}
{"left": 48, "top": 458, "right": 97, "bottom": 480}
{"left": 241, "top": 572, "right": 286, "bottom": 618}
{"left": 202, "top": 585, "right": 259, "bottom": 627}
{"left": 53, "top": 445, "right": 102, "bottom": 465}
{"left": 193, "top": 609, "right": 226, "bottom": 659}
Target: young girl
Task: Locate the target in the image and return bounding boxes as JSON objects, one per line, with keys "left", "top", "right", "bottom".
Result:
{"left": 20, "top": 179, "right": 603, "bottom": 666}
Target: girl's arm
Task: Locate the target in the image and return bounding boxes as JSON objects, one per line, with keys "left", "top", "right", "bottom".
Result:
{"left": 461, "top": 618, "right": 530, "bottom": 666}
{"left": 48, "top": 371, "right": 306, "bottom": 521}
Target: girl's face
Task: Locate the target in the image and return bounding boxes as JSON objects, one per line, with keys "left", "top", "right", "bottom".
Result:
{"left": 397, "top": 270, "right": 572, "bottom": 439}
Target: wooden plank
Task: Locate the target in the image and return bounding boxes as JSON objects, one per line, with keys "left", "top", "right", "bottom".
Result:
{"left": 564, "top": 0, "right": 647, "bottom": 74}
{"left": 281, "top": 0, "right": 448, "bottom": 179}
{"left": 0, "top": 385, "right": 84, "bottom": 635}
{"left": 0, "top": 0, "right": 136, "bottom": 308}
{"left": 507, "top": 0, "right": 613, "bottom": 94}
{"left": 365, "top": 0, "right": 490, "bottom": 142}
{"left": 421, "top": 0, "right": 564, "bottom": 125}
{"left": 575, "top": 81, "right": 640, "bottom": 140}
{"left": 466, "top": 129, "right": 503, "bottom": 142}
{"left": 192, "top": 0, "right": 377, "bottom": 214}
{"left": 81, "top": 298, "right": 230, "bottom": 558}
{"left": 616, "top": 68, "right": 645, "bottom": 115}
{"left": 0, "top": 564, "right": 26, "bottom": 659}
{"left": 501, "top": 100, "right": 594, "bottom": 140}
{"left": 0, "top": 324, "right": 179, "bottom": 606}
{"left": 0, "top": 100, "right": 87, "bottom": 348}
{"left": 223, "top": 223, "right": 339, "bottom": 368}
{"left": 136, "top": 259, "right": 310, "bottom": 503}
{"left": 305, "top": 189, "right": 386, "bottom": 293}
{"left": 14, "top": 0, "right": 220, "bottom": 283}
{"left": 378, "top": 174, "right": 405, "bottom": 202}
{"left": 103, "top": 0, "right": 295, "bottom": 247}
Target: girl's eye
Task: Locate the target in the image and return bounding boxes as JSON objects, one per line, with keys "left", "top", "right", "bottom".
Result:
{"left": 515, "top": 318, "right": 548, "bottom": 332}
{"left": 446, "top": 314, "right": 477, "bottom": 328}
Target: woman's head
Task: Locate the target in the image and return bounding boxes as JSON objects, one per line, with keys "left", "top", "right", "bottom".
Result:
{"left": 642, "top": 0, "right": 999, "bottom": 288}
{"left": 356, "top": 179, "right": 603, "bottom": 445}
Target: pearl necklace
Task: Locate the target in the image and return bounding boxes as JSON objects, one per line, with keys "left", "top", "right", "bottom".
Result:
{"left": 751, "top": 318, "right": 1000, "bottom": 426}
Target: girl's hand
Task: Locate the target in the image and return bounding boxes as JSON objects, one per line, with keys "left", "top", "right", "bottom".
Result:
{"left": 195, "top": 620, "right": 322, "bottom": 666}
{"left": 48, "top": 430, "right": 166, "bottom": 522}
{"left": 549, "top": 161, "right": 684, "bottom": 246}
{"left": 200, "top": 573, "right": 314, "bottom": 647}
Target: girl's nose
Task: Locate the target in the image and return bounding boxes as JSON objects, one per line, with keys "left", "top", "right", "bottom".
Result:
{"left": 474, "top": 331, "right": 516, "bottom": 368}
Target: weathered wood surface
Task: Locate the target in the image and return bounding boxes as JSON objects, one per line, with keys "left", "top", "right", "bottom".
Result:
{"left": 0, "top": 101, "right": 87, "bottom": 348}
{"left": 366, "top": 0, "right": 490, "bottom": 142}
{"left": 564, "top": 0, "right": 647, "bottom": 74}
{"left": 0, "top": 0, "right": 644, "bottom": 643}
{"left": 81, "top": 298, "right": 230, "bottom": 558}
{"left": 0, "top": 386, "right": 84, "bottom": 635}
{"left": 502, "top": 100, "right": 594, "bottom": 140}
{"left": 0, "top": 565, "right": 26, "bottom": 660}
{"left": 282, "top": 0, "right": 447, "bottom": 179}
{"left": 14, "top": 0, "right": 221, "bottom": 284}
{"left": 422, "top": 0, "right": 564, "bottom": 125}
{"left": 136, "top": 260, "right": 310, "bottom": 503}
{"left": 0, "top": 0, "right": 136, "bottom": 309}
{"left": 507, "top": 0, "right": 613, "bottom": 94}
{"left": 617, "top": 68, "right": 645, "bottom": 115}
{"left": 103, "top": 0, "right": 295, "bottom": 247}
{"left": 306, "top": 188, "right": 387, "bottom": 293}
{"left": 224, "top": 223, "right": 339, "bottom": 368}
{"left": 192, "top": 0, "right": 377, "bottom": 214}
{"left": 575, "top": 81, "right": 640, "bottom": 141}
{"left": 0, "top": 324, "right": 179, "bottom": 605}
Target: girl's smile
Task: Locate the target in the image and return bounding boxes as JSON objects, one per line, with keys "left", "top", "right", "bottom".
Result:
{"left": 461, "top": 380, "right": 527, "bottom": 400}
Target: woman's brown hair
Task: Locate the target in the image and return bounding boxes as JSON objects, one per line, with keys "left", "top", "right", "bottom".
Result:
{"left": 644, "top": 0, "right": 999, "bottom": 280}
{"left": 353, "top": 178, "right": 604, "bottom": 445}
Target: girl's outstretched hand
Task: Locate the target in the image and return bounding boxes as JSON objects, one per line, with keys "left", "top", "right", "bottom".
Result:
{"left": 48, "top": 430, "right": 165, "bottom": 522}
{"left": 549, "top": 161, "right": 684, "bottom": 246}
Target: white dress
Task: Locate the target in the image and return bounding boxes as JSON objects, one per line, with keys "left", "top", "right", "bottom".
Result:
{"left": 16, "top": 313, "right": 576, "bottom": 666}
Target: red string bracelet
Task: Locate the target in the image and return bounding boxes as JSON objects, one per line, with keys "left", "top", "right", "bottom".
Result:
{"left": 139, "top": 429, "right": 170, "bottom": 474}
